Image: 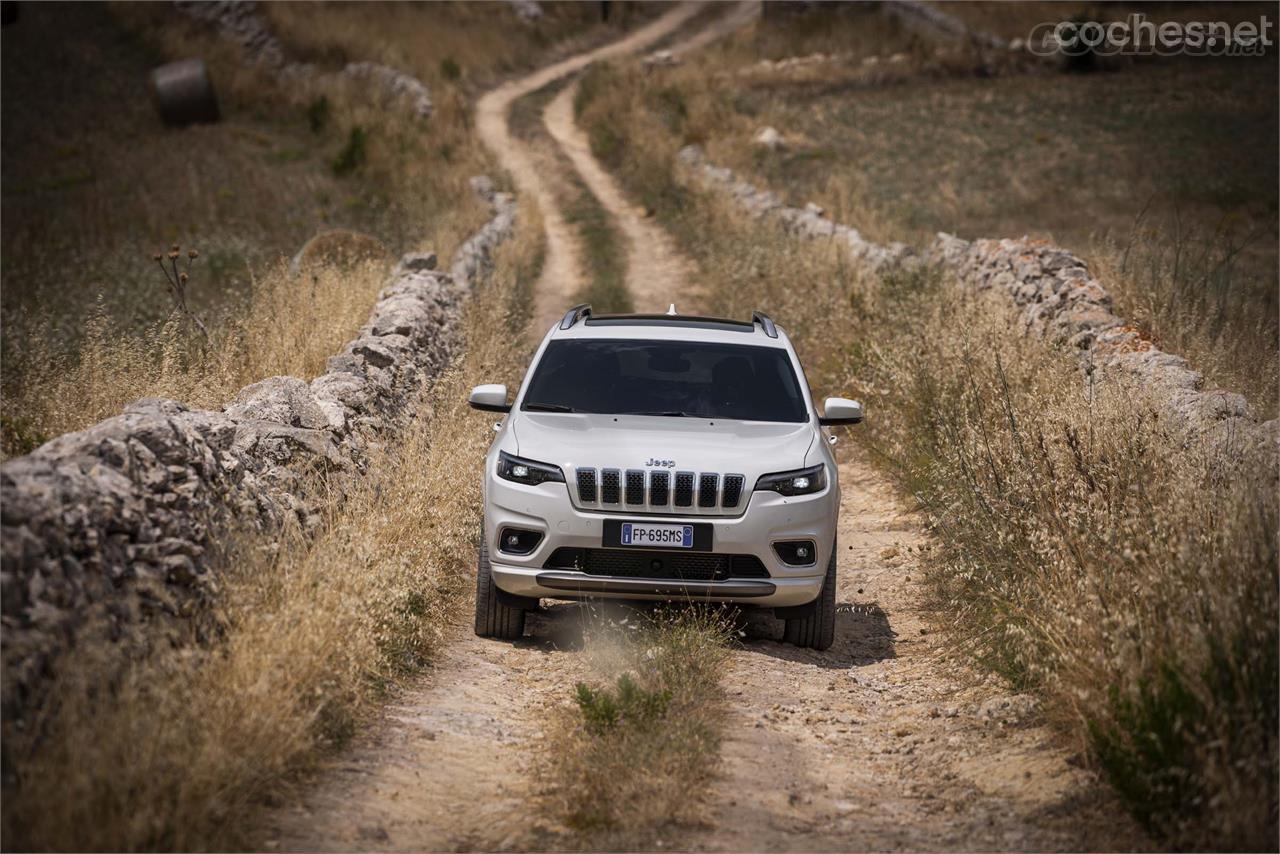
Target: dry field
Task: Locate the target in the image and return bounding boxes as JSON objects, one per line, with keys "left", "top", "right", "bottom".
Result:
{"left": 0, "top": 2, "right": 637, "bottom": 456}
{"left": 2, "top": 203, "right": 545, "bottom": 852}
{"left": 584, "top": 2, "right": 1278, "bottom": 413}
{"left": 573, "top": 6, "right": 1279, "bottom": 846}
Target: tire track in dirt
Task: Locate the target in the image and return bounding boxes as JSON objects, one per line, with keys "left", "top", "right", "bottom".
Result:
{"left": 540, "top": 1, "right": 762, "bottom": 314}
{"left": 522, "top": 1, "right": 1142, "bottom": 845}
{"left": 261, "top": 7, "right": 736, "bottom": 851}
{"left": 474, "top": 2, "right": 707, "bottom": 334}
{"left": 673, "top": 449, "right": 1145, "bottom": 851}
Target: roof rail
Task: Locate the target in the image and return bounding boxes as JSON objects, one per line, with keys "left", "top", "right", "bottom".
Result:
{"left": 559, "top": 303, "right": 592, "bottom": 330}
{"left": 751, "top": 311, "right": 778, "bottom": 338}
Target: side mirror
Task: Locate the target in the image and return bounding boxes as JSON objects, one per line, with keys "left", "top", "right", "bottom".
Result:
{"left": 819, "top": 396, "right": 863, "bottom": 426}
{"left": 469, "top": 383, "right": 510, "bottom": 413}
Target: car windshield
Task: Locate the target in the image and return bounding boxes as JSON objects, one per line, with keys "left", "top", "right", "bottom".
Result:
{"left": 521, "top": 338, "right": 808, "bottom": 422}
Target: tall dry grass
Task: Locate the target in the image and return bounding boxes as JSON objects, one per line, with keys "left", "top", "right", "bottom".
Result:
{"left": 1, "top": 2, "right": 512, "bottom": 456}
{"left": 1, "top": 205, "right": 544, "bottom": 851}
{"left": 3, "top": 256, "right": 391, "bottom": 456}
{"left": 542, "top": 608, "right": 731, "bottom": 850}
{"left": 574, "top": 61, "right": 1278, "bottom": 848}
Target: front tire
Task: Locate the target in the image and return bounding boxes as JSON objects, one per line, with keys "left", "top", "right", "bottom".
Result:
{"left": 783, "top": 543, "right": 837, "bottom": 651}
{"left": 474, "top": 531, "right": 526, "bottom": 640}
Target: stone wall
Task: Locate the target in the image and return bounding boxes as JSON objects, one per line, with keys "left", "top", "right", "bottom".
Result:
{"left": 175, "top": 1, "right": 433, "bottom": 117}
{"left": 677, "top": 145, "right": 1277, "bottom": 456}
{"left": 0, "top": 184, "right": 516, "bottom": 725}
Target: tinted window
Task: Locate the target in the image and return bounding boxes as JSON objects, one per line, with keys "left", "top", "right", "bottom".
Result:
{"left": 522, "top": 339, "right": 808, "bottom": 422}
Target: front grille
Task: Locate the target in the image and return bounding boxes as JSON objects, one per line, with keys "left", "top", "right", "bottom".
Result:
{"left": 674, "top": 472, "right": 695, "bottom": 507}
{"left": 577, "top": 469, "right": 597, "bottom": 503}
{"left": 698, "top": 473, "right": 719, "bottom": 507}
{"left": 601, "top": 469, "right": 620, "bottom": 504}
{"left": 722, "top": 474, "right": 745, "bottom": 508}
{"left": 625, "top": 470, "right": 645, "bottom": 505}
{"left": 650, "top": 471, "right": 670, "bottom": 506}
{"left": 544, "top": 548, "right": 771, "bottom": 581}
{"left": 574, "top": 467, "right": 748, "bottom": 512}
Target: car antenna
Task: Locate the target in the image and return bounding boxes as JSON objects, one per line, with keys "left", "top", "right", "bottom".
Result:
{"left": 667, "top": 303, "right": 678, "bottom": 315}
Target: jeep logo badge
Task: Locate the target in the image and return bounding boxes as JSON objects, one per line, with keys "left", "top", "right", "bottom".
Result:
{"left": 645, "top": 458, "right": 676, "bottom": 468}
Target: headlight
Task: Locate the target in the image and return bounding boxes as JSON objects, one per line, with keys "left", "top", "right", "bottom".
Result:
{"left": 754, "top": 464, "right": 827, "bottom": 496}
{"left": 497, "top": 450, "right": 565, "bottom": 485}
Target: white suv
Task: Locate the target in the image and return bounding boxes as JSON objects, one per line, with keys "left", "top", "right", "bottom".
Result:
{"left": 468, "top": 305, "right": 863, "bottom": 650}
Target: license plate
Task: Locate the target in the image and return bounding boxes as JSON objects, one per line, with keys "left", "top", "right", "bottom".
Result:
{"left": 620, "top": 522, "right": 694, "bottom": 549}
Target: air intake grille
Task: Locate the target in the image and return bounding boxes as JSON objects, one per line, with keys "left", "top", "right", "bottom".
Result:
{"left": 650, "top": 471, "right": 670, "bottom": 506}
{"left": 674, "top": 472, "right": 695, "bottom": 507}
{"left": 722, "top": 474, "right": 744, "bottom": 508}
{"left": 576, "top": 469, "right": 597, "bottom": 503}
{"left": 600, "top": 469, "right": 620, "bottom": 504}
{"left": 698, "top": 473, "right": 719, "bottom": 508}
{"left": 625, "top": 470, "right": 645, "bottom": 505}
{"left": 544, "top": 548, "right": 771, "bottom": 581}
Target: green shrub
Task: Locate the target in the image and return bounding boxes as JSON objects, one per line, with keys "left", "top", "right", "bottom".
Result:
{"left": 331, "top": 126, "right": 367, "bottom": 177}
{"left": 306, "top": 95, "right": 330, "bottom": 134}
{"left": 575, "top": 673, "right": 670, "bottom": 735}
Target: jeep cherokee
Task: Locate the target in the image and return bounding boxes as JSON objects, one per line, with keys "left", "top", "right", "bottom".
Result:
{"left": 468, "top": 304, "right": 862, "bottom": 650}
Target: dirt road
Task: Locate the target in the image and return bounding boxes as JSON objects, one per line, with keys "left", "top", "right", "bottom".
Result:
{"left": 265, "top": 6, "right": 1142, "bottom": 851}
{"left": 474, "top": 2, "right": 707, "bottom": 333}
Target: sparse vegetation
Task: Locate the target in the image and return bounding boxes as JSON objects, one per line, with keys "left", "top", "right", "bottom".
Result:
{"left": 0, "top": 1, "right": 634, "bottom": 456}
{"left": 543, "top": 608, "right": 731, "bottom": 849}
{"left": 574, "top": 40, "right": 1278, "bottom": 848}
{"left": 1, "top": 203, "right": 544, "bottom": 852}
{"left": 510, "top": 78, "right": 631, "bottom": 312}
{"left": 576, "top": 2, "right": 1279, "bottom": 415}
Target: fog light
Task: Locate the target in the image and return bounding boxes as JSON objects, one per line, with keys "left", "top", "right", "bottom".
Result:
{"left": 773, "top": 540, "right": 817, "bottom": 566}
{"left": 498, "top": 527, "right": 542, "bottom": 555}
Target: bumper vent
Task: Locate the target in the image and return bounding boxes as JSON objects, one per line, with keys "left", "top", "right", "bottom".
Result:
{"left": 544, "top": 548, "right": 770, "bottom": 581}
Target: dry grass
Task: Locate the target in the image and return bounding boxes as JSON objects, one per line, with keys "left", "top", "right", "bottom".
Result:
{"left": 0, "top": 204, "right": 544, "bottom": 852}
{"left": 574, "top": 58, "right": 1278, "bottom": 849}
{"left": 541, "top": 607, "right": 732, "bottom": 850}
{"left": 3, "top": 255, "right": 391, "bottom": 455}
{"left": 3, "top": 2, "right": 564, "bottom": 455}
{"left": 575, "top": 3, "right": 1279, "bottom": 415}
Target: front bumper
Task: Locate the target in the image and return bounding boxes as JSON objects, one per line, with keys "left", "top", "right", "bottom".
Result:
{"left": 484, "top": 474, "right": 835, "bottom": 608}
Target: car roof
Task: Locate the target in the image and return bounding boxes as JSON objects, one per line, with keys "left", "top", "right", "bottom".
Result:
{"left": 550, "top": 311, "right": 793, "bottom": 348}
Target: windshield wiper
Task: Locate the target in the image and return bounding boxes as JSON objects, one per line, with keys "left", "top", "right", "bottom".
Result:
{"left": 628, "top": 410, "right": 712, "bottom": 419}
{"left": 524, "top": 402, "right": 577, "bottom": 413}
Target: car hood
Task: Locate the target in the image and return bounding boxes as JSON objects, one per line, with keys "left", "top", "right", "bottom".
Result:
{"left": 511, "top": 412, "right": 816, "bottom": 511}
